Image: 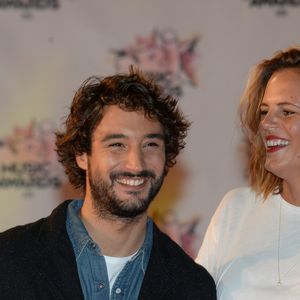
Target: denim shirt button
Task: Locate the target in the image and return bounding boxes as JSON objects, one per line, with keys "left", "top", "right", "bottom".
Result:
{"left": 115, "top": 288, "right": 122, "bottom": 294}
{"left": 89, "top": 242, "right": 96, "bottom": 249}
{"left": 99, "top": 282, "right": 105, "bottom": 289}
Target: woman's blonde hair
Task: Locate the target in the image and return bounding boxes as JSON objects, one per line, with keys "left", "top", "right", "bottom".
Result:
{"left": 239, "top": 47, "right": 300, "bottom": 199}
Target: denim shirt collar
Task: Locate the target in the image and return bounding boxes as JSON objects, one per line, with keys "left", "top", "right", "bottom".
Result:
{"left": 66, "top": 199, "right": 153, "bottom": 264}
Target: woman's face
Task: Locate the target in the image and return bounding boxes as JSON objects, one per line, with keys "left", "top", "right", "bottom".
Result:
{"left": 259, "top": 68, "right": 300, "bottom": 181}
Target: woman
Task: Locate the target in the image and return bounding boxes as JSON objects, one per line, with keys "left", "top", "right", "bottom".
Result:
{"left": 196, "top": 47, "right": 300, "bottom": 299}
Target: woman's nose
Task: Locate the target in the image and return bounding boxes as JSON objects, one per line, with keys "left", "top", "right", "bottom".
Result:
{"left": 260, "top": 111, "right": 279, "bottom": 131}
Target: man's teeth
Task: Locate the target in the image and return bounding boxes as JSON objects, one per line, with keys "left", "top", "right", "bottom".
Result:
{"left": 116, "top": 178, "right": 145, "bottom": 186}
{"left": 266, "top": 139, "right": 289, "bottom": 147}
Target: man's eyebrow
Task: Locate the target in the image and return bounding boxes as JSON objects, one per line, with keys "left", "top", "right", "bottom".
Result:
{"left": 101, "top": 133, "right": 165, "bottom": 143}
{"left": 101, "top": 134, "right": 126, "bottom": 143}
{"left": 146, "top": 133, "right": 165, "bottom": 140}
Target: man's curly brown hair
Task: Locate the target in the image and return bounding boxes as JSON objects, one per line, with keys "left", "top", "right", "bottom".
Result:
{"left": 56, "top": 68, "right": 190, "bottom": 190}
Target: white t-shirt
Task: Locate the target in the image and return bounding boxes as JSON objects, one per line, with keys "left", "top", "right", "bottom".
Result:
{"left": 104, "top": 251, "right": 137, "bottom": 293}
{"left": 196, "top": 187, "right": 300, "bottom": 300}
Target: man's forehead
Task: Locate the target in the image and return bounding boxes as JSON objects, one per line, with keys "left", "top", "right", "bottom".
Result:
{"left": 93, "top": 105, "right": 164, "bottom": 137}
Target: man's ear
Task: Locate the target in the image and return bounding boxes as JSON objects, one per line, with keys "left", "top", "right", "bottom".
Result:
{"left": 76, "top": 153, "right": 88, "bottom": 170}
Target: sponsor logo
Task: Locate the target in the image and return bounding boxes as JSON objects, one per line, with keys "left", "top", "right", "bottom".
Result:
{"left": 0, "top": 0, "right": 58, "bottom": 9}
{"left": 246, "top": 0, "right": 300, "bottom": 15}
{"left": 152, "top": 209, "right": 200, "bottom": 258}
{"left": 112, "top": 28, "right": 199, "bottom": 97}
{"left": 0, "top": 0, "right": 59, "bottom": 18}
{"left": 0, "top": 120, "right": 63, "bottom": 190}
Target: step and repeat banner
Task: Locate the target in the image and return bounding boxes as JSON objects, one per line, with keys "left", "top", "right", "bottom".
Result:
{"left": 0, "top": 0, "right": 299, "bottom": 257}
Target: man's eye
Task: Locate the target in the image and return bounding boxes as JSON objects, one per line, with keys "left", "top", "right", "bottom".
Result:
{"left": 109, "top": 143, "right": 124, "bottom": 148}
{"left": 145, "top": 142, "right": 159, "bottom": 148}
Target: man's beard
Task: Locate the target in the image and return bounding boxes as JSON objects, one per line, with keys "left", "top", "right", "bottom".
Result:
{"left": 88, "top": 168, "right": 164, "bottom": 221}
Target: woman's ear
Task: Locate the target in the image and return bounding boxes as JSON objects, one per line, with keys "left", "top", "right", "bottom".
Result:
{"left": 75, "top": 153, "right": 88, "bottom": 170}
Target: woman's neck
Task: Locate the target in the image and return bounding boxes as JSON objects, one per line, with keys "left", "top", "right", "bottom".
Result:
{"left": 282, "top": 180, "right": 300, "bottom": 207}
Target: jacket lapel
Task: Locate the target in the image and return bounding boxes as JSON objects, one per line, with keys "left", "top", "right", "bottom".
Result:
{"left": 138, "top": 224, "right": 180, "bottom": 300}
{"left": 33, "top": 201, "right": 84, "bottom": 300}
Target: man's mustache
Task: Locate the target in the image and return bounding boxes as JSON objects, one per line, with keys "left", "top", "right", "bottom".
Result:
{"left": 110, "top": 170, "right": 156, "bottom": 181}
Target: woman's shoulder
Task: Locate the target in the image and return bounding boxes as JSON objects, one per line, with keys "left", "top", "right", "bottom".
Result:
{"left": 217, "top": 186, "right": 259, "bottom": 214}
{"left": 223, "top": 186, "right": 256, "bottom": 201}
{"left": 207, "top": 187, "right": 261, "bottom": 235}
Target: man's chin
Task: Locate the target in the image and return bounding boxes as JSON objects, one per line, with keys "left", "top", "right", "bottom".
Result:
{"left": 114, "top": 190, "right": 150, "bottom": 203}
{"left": 113, "top": 197, "right": 151, "bottom": 216}
{"left": 112, "top": 204, "right": 148, "bottom": 219}
{"left": 119, "top": 199, "right": 150, "bottom": 211}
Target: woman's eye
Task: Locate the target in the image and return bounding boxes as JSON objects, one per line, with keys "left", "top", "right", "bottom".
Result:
{"left": 259, "top": 110, "right": 268, "bottom": 118}
{"left": 283, "top": 110, "right": 295, "bottom": 116}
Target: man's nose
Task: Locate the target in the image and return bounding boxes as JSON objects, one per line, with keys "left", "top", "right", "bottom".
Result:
{"left": 124, "top": 148, "right": 146, "bottom": 172}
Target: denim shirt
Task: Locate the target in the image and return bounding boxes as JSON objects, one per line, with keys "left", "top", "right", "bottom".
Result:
{"left": 66, "top": 200, "right": 153, "bottom": 300}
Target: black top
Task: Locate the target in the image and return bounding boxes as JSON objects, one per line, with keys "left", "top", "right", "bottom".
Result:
{"left": 0, "top": 200, "right": 216, "bottom": 300}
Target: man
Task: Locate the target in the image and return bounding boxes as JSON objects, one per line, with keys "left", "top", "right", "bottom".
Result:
{"left": 0, "top": 69, "right": 216, "bottom": 299}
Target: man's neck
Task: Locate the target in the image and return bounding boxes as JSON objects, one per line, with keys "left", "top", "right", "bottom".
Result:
{"left": 80, "top": 198, "right": 148, "bottom": 257}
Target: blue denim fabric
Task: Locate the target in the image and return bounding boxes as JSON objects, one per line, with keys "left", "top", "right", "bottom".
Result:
{"left": 66, "top": 200, "right": 153, "bottom": 300}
